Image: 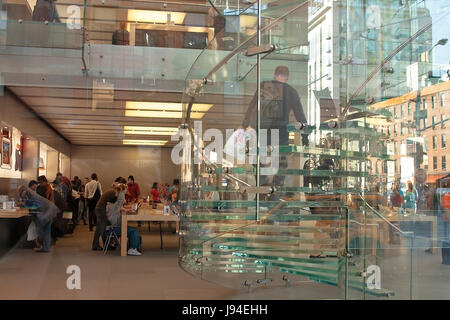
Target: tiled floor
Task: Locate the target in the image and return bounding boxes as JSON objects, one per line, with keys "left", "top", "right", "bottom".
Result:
{"left": 1, "top": 223, "right": 450, "bottom": 299}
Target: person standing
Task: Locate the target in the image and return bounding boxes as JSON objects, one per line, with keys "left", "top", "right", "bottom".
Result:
{"left": 92, "top": 185, "right": 119, "bottom": 251}
{"left": 77, "top": 177, "right": 89, "bottom": 225}
{"left": 28, "top": 180, "right": 38, "bottom": 191}
{"left": 405, "top": 181, "right": 417, "bottom": 213}
{"left": 150, "top": 182, "right": 161, "bottom": 203}
{"left": 126, "top": 175, "right": 141, "bottom": 203}
{"left": 390, "top": 182, "right": 404, "bottom": 208}
{"left": 19, "top": 186, "right": 58, "bottom": 252}
{"left": 36, "top": 175, "right": 54, "bottom": 202}
{"left": 242, "top": 65, "right": 308, "bottom": 189}
{"left": 85, "top": 173, "right": 102, "bottom": 231}
{"left": 112, "top": 21, "right": 130, "bottom": 45}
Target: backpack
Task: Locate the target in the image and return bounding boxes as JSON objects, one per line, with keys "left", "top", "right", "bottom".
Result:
{"left": 92, "top": 183, "right": 101, "bottom": 203}
{"left": 32, "top": 0, "right": 58, "bottom": 22}
{"left": 261, "top": 81, "right": 285, "bottom": 127}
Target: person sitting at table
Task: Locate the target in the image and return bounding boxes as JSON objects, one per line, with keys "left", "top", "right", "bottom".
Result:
{"left": 92, "top": 184, "right": 121, "bottom": 251}
{"left": 106, "top": 181, "right": 142, "bottom": 256}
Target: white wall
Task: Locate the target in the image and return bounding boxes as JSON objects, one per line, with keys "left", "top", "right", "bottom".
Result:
{"left": 70, "top": 146, "right": 180, "bottom": 197}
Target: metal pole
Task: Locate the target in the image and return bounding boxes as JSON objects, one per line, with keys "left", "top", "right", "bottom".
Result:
{"left": 256, "top": 0, "right": 261, "bottom": 221}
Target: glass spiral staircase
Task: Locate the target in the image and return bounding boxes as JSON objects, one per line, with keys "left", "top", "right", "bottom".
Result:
{"left": 177, "top": 0, "right": 447, "bottom": 299}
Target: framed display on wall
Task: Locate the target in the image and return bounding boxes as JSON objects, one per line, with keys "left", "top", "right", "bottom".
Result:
{"left": 1, "top": 137, "right": 11, "bottom": 169}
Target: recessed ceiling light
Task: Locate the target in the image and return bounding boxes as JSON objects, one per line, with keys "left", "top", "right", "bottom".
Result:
{"left": 123, "top": 139, "right": 167, "bottom": 146}
{"left": 125, "top": 101, "right": 212, "bottom": 119}
{"left": 127, "top": 9, "right": 186, "bottom": 25}
{"left": 123, "top": 126, "right": 179, "bottom": 135}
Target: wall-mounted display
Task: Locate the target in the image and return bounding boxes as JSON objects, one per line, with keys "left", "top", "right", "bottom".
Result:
{"left": 1, "top": 137, "right": 11, "bottom": 169}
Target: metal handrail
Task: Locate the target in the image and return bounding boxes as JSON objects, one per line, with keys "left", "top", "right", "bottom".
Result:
{"left": 358, "top": 194, "right": 413, "bottom": 237}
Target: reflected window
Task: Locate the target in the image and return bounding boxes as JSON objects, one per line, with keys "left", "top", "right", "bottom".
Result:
{"left": 442, "top": 115, "right": 446, "bottom": 129}
{"left": 433, "top": 156, "right": 438, "bottom": 170}
{"left": 443, "top": 135, "right": 447, "bottom": 148}
{"left": 432, "top": 96, "right": 435, "bottom": 109}
{"left": 433, "top": 136, "right": 437, "bottom": 149}
{"left": 433, "top": 116, "right": 437, "bottom": 129}
{"left": 443, "top": 156, "right": 447, "bottom": 171}
{"left": 441, "top": 93, "right": 446, "bottom": 107}
{"left": 408, "top": 103, "right": 412, "bottom": 115}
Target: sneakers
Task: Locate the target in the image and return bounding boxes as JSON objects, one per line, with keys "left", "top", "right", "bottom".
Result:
{"left": 127, "top": 248, "right": 142, "bottom": 256}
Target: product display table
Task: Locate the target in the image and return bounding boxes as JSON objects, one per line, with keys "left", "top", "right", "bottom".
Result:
{"left": 0, "top": 208, "right": 29, "bottom": 219}
{"left": 121, "top": 203, "right": 179, "bottom": 256}
{"left": 368, "top": 212, "right": 438, "bottom": 254}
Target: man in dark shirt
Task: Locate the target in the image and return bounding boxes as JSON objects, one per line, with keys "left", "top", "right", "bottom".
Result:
{"left": 243, "top": 65, "right": 307, "bottom": 146}
{"left": 92, "top": 187, "right": 118, "bottom": 250}
{"left": 126, "top": 175, "right": 141, "bottom": 203}
{"left": 242, "top": 66, "right": 308, "bottom": 188}
{"left": 112, "top": 21, "right": 130, "bottom": 46}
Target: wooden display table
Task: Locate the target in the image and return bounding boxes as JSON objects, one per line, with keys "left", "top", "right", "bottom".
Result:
{"left": 368, "top": 212, "right": 438, "bottom": 254}
{"left": 121, "top": 203, "right": 179, "bottom": 256}
{"left": 0, "top": 208, "right": 29, "bottom": 219}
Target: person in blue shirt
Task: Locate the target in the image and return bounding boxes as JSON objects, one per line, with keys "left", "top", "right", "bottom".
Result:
{"left": 404, "top": 181, "right": 417, "bottom": 212}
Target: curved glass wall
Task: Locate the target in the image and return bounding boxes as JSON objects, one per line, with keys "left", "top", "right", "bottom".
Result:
{"left": 178, "top": 0, "right": 450, "bottom": 299}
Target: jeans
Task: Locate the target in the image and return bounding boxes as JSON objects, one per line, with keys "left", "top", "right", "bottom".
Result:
{"left": 88, "top": 198, "right": 98, "bottom": 230}
{"left": 77, "top": 199, "right": 86, "bottom": 223}
{"left": 35, "top": 215, "right": 52, "bottom": 251}
{"left": 112, "top": 226, "right": 140, "bottom": 249}
{"left": 92, "top": 207, "right": 107, "bottom": 249}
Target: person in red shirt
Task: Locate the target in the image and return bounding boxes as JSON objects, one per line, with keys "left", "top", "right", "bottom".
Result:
{"left": 442, "top": 192, "right": 450, "bottom": 223}
{"left": 150, "top": 182, "right": 161, "bottom": 203}
{"left": 126, "top": 175, "right": 141, "bottom": 203}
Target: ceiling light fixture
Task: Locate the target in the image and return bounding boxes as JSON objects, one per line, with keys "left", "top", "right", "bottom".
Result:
{"left": 123, "top": 126, "right": 179, "bottom": 135}
{"left": 127, "top": 9, "right": 186, "bottom": 25}
{"left": 123, "top": 139, "right": 168, "bottom": 146}
{"left": 125, "top": 101, "right": 212, "bottom": 119}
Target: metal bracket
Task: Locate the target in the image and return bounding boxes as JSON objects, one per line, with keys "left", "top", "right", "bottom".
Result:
{"left": 244, "top": 280, "right": 253, "bottom": 293}
{"left": 282, "top": 275, "right": 290, "bottom": 288}
{"left": 256, "top": 278, "right": 272, "bottom": 285}
{"left": 243, "top": 44, "right": 276, "bottom": 57}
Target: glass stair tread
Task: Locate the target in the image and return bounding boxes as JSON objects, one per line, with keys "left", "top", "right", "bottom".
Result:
{"left": 188, "top": 200, "right": 347, "bottom": 208}
{"left": 201, "top": 186, "right": 362, "bottom": 194}
{"left": 204, "top": 234, "right": 343, "bottom": 245}
{"left": 186, "top": 214, "right": 345, "bottom": 222}
{"left": 193, "top": 223, "right": 342, "bottom": 233}
{"left": 278, "top": 146, "right": 390, "bottom": 160}
{"left": 279, "top": 267, "right": 394, "bottom": 297}
{"left": 213, "top": 167, "right": 370, "bottom": 177}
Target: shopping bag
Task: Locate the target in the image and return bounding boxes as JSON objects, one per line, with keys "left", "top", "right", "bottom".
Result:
{"left": 223, "top": 128, "right": 248, "bottom": 163}
{"left": 27, "top": 221, "right": 38, "bottom": 241}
